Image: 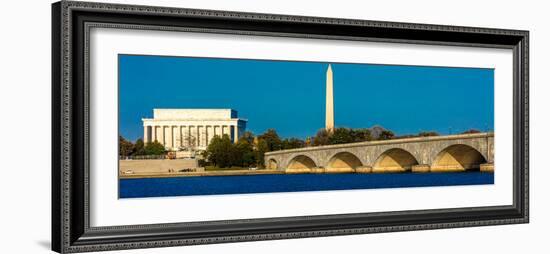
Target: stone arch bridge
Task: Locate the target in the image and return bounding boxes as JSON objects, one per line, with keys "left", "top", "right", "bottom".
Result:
{"left": 264, "top": 133, "right": 494, "bottom": 173}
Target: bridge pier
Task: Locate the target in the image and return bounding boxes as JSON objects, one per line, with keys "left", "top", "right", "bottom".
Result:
{"left": 480, "top": 163, "right": 494, "bottom": 172}
{"left": 355, "top": 166, "right": 373, "bottom": 173}
{"left": 325, "top": 167, "right": 355, "bottom": 173}
{"left": 311, "top": 167, "right": 325, "bottom": 173}
{"left": 285, "top": 168, "right": 312, "bottom": 174}
{"left": 372, "top": 167, "right": 410, "bottom": 173}
{"left": 411, "top": 164, "right": 431, "bottom": 173}
{"left": 430, "top": 166, "right": 467, "bottom": 172}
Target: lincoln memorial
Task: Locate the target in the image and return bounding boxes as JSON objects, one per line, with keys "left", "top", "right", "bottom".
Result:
{"left": 142, "top": 109, "right": 247, "bottom": 151}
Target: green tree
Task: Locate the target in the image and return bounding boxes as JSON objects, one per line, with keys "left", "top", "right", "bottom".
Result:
{"left": 198, "top": 150, "right": 210, "bottom": 167}
{"left": 378, "top": 130, "right": 395, "bottom": 140}
{"left": 255, "top": 139, "right": 269, "bottom": 168}
{"left": 238, "top": 135, "right": 257, "bottom": 167}
{"left": 312, "top": 129, "right": 331, "bottom": 146}
{"left": 240, "top": 131, "right": 255, "bottom": 145}
{"left": 144, "top": 141, "right": 166, "bottom": 155}
{"left": 418, "top": 131, "right": 440, "bottom": 137}
{"left": 119, "top": 136, "right": 134, "bottom": 156}
{"left": 395, "top": 134, "right": 415, "bottom": 139}
{"left": 242, "top": 150, "right": 256, "bottom": 167}
{"left": 461, "top": 129, "right": 481, "bottom": 134}
{"left": 197, "top": 159, "right": 208, "bottom": 167}
{"left": 328, "top": 128, "right": 355, "bottom": 144}
{"left": 133, "top": 138, "right": 146, "bottom": 155}
{"left": 232, "top": 139, "right": 255, "bottom": 167}
{"left": 258, "top": 129, "right": 282, "bottom": 151}
{"left": 281, "top": 138, "right": 305, "bottom": 149}
{"left": 353, "top": 128, "right": 372, "bottom": 142}
{"left": 206, "top": 134, "right": 233, "bottom": 168}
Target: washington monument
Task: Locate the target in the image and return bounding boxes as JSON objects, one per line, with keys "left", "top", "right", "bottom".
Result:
{"left": 325, "top": 64, "right": 334, "bottom": 132}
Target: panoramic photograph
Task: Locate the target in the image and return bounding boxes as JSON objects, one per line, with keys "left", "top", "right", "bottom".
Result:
{"left": 118, "top": 54, "right": 495, "bottom": 198}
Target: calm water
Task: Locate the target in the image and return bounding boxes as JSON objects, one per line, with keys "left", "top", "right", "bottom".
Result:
{"left": 119, "top": 172, "right": 494, "bottom": 198}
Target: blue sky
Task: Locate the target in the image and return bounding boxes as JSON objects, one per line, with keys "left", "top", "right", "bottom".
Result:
{"left": 119, "top": 55, "right": 494, "bottom": 141}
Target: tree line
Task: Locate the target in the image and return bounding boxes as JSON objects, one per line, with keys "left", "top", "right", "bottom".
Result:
{"left": 119, "top": 137, "right": 166, "bottom": 157}
{"left": 120, "top": 127, "right": 483, "bottom": 168}
{"left": 201, "top": 129, "right": 290, "bottom": 169}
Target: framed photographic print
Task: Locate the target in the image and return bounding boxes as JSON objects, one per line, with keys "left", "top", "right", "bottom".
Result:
{"left": 52, "top": 1, "right": 529, "bottom": 253}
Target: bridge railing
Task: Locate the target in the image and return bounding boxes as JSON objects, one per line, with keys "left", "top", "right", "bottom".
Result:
{"left": 265, "top": 132, "right": 494, "bottom": 156}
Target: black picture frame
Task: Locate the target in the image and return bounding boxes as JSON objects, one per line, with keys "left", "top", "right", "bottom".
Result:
{"left": 51, "top": 1, "right": 529, "bottom": 253}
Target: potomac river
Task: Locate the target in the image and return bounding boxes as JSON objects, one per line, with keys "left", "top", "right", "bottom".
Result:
{"left": 119, "top": 172, "right": 494, "bottom": 198}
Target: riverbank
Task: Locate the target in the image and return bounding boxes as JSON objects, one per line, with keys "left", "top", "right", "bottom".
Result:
{"left": 119, "top": 159, "right": 493, "bottom": 179}
{"left": 119, "top": 167, "right": 492, "bottom": 179}
{"left": 120, "top": 169, "right": 284, "bottom": 179}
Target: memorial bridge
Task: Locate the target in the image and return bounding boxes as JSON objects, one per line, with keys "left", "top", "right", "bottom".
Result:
{"left": 264, "top": 132, "right": 494, "bottom": 173}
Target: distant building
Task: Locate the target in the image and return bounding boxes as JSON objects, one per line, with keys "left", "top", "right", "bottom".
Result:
{"left": 142, "top": 109, "right": 247, "bottom": 151}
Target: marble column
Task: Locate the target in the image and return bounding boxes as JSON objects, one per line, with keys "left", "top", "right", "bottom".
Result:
{"left": 203, "top": 125, "right": 207, "bottom": 147}
{"left": 194, "top": 125, "right": 201, "bottom": 146}
{"left": 171, "top": 126, "right": 175, "bottom": 147}
{"left": 171, "top": 126, "right": 176, "bottom": 148}
{"left": 222, "top": 125, "right": 228, "bottom": 137}
{"left": 167, "top": 126, "right": 174, "bottom": 149}
{"left": 227, "top": 125, "right": 231, "bottom": 138}
{"left": 143, "top": 126, "right": 149, "bottom": 143}
{"left": 189, "top": 125, "right": 197, "bottom": 147}
{"left": 187, "top": 126, "right": 193, "bottom": 147}
{"left": 197, "top": 126, "right": 202, "bottom": 147}
{"left": 159, "top": 126, "right": 165, "bottom": 146}
{"left": 233, "top": 124, "right": 239, "bottom": 143}
{"left": 206, "top": 126, "right": 212, "bottom": 146}
{"left": 214, "top": 125, "right": 222, "bottom": 137}
{"left": 152, "top": 125, "right": 157, "bottom": 142}
{"left": 182, "top": 126, "right": 188, "bottom": 147}
{"left": 175, "top": 125, "right": 181, "bottom": 148}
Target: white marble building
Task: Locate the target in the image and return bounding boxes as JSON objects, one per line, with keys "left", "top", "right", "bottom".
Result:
{"left": 142, "top": 109, "right": 247, "bottom": 151}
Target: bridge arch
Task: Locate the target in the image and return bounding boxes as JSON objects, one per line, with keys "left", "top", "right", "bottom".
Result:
{"left": 267, "top": 158, "right": 278, "bottom": 170}
{"left": 432, "top": 144, "right": 487, "bottom": 171}
{"left": 326, "top": 152, "right": 363, "bottom": 170}
{"left": 373, "top": 148, "right": 419, "bottom": 172}
{"left": 286, "top": 155, "right": 318, "bottom": 170}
